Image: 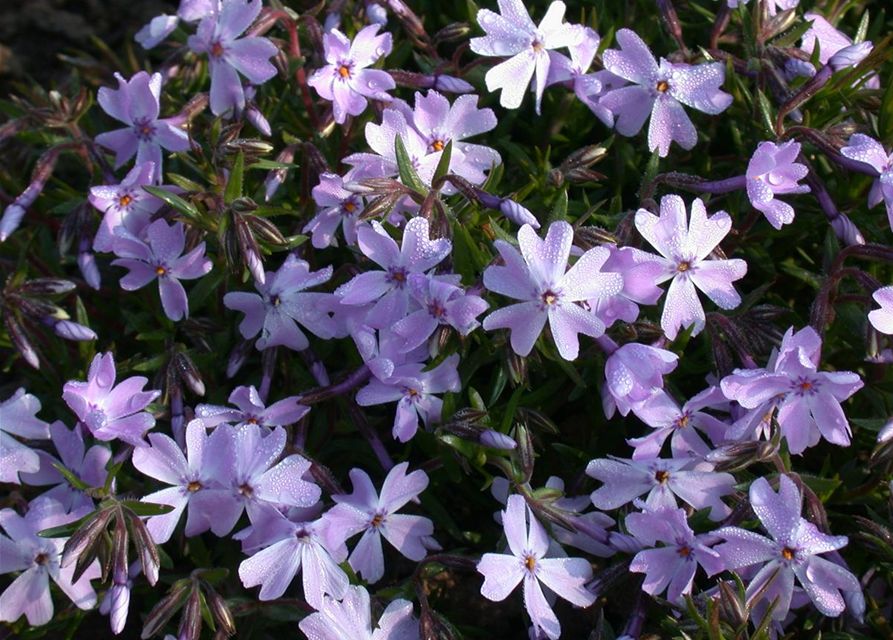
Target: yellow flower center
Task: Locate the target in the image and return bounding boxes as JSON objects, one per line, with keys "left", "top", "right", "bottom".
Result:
{"left": 677, "top": 261, "right": 691, "bottom": 273}
{"left": 187, "top": 481, "right": 202, "bottom": 492}
{"left": 656, "top": 80, "right": 670, "bottom": 92}
{"left": 344, "top": 202, "right": 356, "bottom": 213}
{"left": 339, "top": 65, "right": 351, "bottom": 78}
{"left": 211, "top": 42, "right": 225, "bottom": 58}
{"left": 655, "top": 470, "right": 670, "bottom": 484}
{"left": 525, "top": 555, "right": 536, "bottom": 571}
{"left": 782, "top": 547, "right": 795, "bottom": 561}
{"left": 432, "top": 140, "right": 445, "bottom": 151}
{"left": 155, "top": 267, "right": 166, "bottom": 275}
{"left": 119, "top": 195, "right": 132, "bottom": 207}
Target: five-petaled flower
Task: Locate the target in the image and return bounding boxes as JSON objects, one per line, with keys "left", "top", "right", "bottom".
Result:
{"left": 746, "top": 140, "right": 810, "bottom": 229}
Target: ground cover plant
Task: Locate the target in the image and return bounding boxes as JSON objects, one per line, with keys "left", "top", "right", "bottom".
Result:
{"left": 1, "top": 0, "right": 892, "bottom": 638}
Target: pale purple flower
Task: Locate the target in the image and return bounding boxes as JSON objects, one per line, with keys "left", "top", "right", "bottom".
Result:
{"left": 224, "top": 253, "right": 337, "bottom": 351}
{"left": 307, "top": 24, "right": 395, "bottom": 124}
{"left": 801, "top": 13, "right": 880, "bottom": 89}
{"left": 324, "top": 462, "right": 435, "bottom": 584}
{"left": 195, "top": 385, "right": 309, "bottom": 429}
{"left": 131, "top": 419, "right": 237, "bottom": 543}
{"left": 98, "top": 561, "right": 140, "bottom": 635}
{"left": 589, "top": 245, "right": 664, "bottom": 328}
{"left": 482, "top": 221, "right": 623, "bottom": 360}
{"left": 870, "top": 286, "right": 893, "bottom": 335}
{"left": 298, "top": 585, "right": 419, "bottom": 640}
{"left": 337, "top": 218, "right": 451, "bottom": 329}
{"left": 715, "top": 475, "right": 860, "bottom": 622}
{"left": 840, "top": 134, "right": 893, "bottom": 232}
{"left": 726, "top": 0, "right": 799, "bottom": 15}
{"left": 627, "top": 504, "right": 724, "bottom": 603}
{"left": 111, "top": 219, "right": 212, "bottom": 321}
{"left": 600, "top": 29, "right": 732, "bottom": 157}
{"left": 188, "top": 0, "right": 279, "bottom": 116}
{"left": 20, "top": 422, "right": 111, "bottom": 511}
{"left": 746, "top": 140, "right": 810, "bottom": 229}
{"left": 470, "top": 0, "right": 582, "bottom": 114}
{"left": 587, "top": 456, "right": 735, "bottom": 520}
{"left": 62, "top": 352, "right": 160, "bottom": 448}
{"left": 635, "top": 195, "right": 747, "bottom": 340}
{"left": 95, "top": 72, "right": 190, "bottom": 182}
{"left": 602, "top": 343, "right": 679, "bottom": 418}
{"left": 0, "top": 388, "right": 50, "bottom": 484}
{"left": 356, "top": 353, "right": 461, "bottom": 442}
{"left": 135, "top": 14, "right": 180, "bottom": 49}
{"left": 720, "top": 326, "right": 863, "bottom": 454}
{"left": 306, "top": 173, "right": 364, "bottom": 249}
{"left": 0, "top": 498, "right": 100, "bottom": 626}
{"left": 392, "top": 273, "right": 489, "bottom": 352}
{"left": 628, "top": 387, "right": 729, "bottom": 461}
{"left": 238, "top": 502, "right": 348, "bottom": 608}
{"left": 477, "top": 494, "right": 595, "bottom": 640}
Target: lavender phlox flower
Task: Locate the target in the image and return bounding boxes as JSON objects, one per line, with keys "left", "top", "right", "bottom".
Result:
{"left": 298, "top": 585, "right": 420, "bottom": 640}
{"left": 715, "top": 475, "right": 860, "bottom": 622}
{"left": 307, "top": 24, "right": 395, "bottom": 124}
{"left": 840, "top": 133, "right": 893, "bottom": 232}
{"left": 870, "top": 286, "right": 893, "bottom": 335}
{"left": 627, "top": 503, "right": 724, "bottom": 603}
{"left": 244, "top": 84, "right": 271, "bottom": 134}
{"left": 801, "top": 13, "right": 880, "bottom": 88}
{"left": 602, "top": 343, "right": 679, "bottom": 419}
{"left": 356, "top": 354, "right": 461, "bottom": 442}
{"left": 95, "top": 72, "right": 190, "bottom": 183}
{"left": 635, "top": 195, "right": 747, "bottom": 340}
{"left": 20, "top": 421, "right": 110, "bottom": 511}
{"left": 131, "top": 419, "right": 237, "bottom": 543}
{"left": 0, "top": 498, "right": 100, "bottom": 626}
{"left": 588, "top": 245, "right": 664, "bottom": 328}
{"left": 746, "top": 141, "right": 810, "bottom": 230}
{"left": 720, "top": 325, "right": 863, "bottom": 454}
{"left": 0, "top": 388, "right": 51, "bottom": 484}
{"left": 725, "top": 0, "right": 799, "bottom": 15}
{"left": 135, "top": 0, "right": 215, "bottom": 49}
{"left": 587, "top": 456, "right": 735, "bottom": 521}
{"left": 599, "top": 29, "right": 732, "bottom": 157}
{"left": 305, "top": 173, "right": 365, "bottom": 249}
{"left": 324, "top": 462, "right": 436, "bottom": 584}
{"left": 62, "top": 352, "right": 160, "bottom": 448}
{"left": 188, "top": 0, "right": 279, "bottom": 116}
{"left": 337, "top": 217, "right": 451, "bottom": 329}
{"left": 238, "top": 502, "right": 348, "bottom": 608}
{"left": 224, "top": 253, "right": 337, "bottom": 351}
{"left": 628, "top": 386, "right": 730, "bottom": 461}
{"left": 538, "top": 477, "right": 617, "bottom": 558}
{"left": 99, "top": 561, "right": 139, "bottom": 635}
{"left": 111, "top": 219, "right": 213, "bottom": 322}
{"left": 477, "top": 494, "right": 595, "bottom": 640}
{"left": 195, "top": 385, "right": 309, "bottom": 429}
{"left": 482, "top": 221, "right": 623, "bottom": 360}
{"left": 469, "top": 0, "right": 582, "bottom": 114}
{"left": 392, "top": 273, "right": 489, "bottom": 352}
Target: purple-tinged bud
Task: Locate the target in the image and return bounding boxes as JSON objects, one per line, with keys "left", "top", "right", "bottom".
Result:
{"left": 323, "top": 12, "right": 341, "bottom": 33}
{"left": 128, "top": 513, "right": 160, "bottom": 586}
{"left": 608, "top": 531, "right": 644, "bottom": 554}
{"left": 112, "top": 515, "right": 130, "bottom": 586}
{"left": 18, "top": 278, "right": 77, "bottom": 296}
{"left": 135, "top": 14, "right": 179, "bottom": 50}
{"left": 419, "top": 606, "right": 459, "bottom": 640}
{"left": 179, "top": 93, "right": 210, "bottom": 122}
{"left": 178, "top": 588, "right": 202, "bottom": 640}
{"left": 762, "top": 8, "right": 798, "bottom": 42}
{"left": 433, "top": 23, "right": 471, "bottom": 44}
{"left": 224, "top": 139, "right": 275, "bottom": 156}
{"left": 514, "top": 424, "right": 534, "bottom": 483}
{"left": 61, "top": 508, "right": 114, "bottom": 568}
{"left": 432, "top": 74, "right": 474, "bottom": 94}
{"left": 142, "top": 584, "right": 191, "bottom": 639}
{"left": 0, "top": 202, "right": 28, "bottom": 241}
{"left": 53, "top": 320, "right": 97, "bottom": 341}
{"left": 226, "top": 338, "right": 254, "bottom": 378}
{"left": 365, "top": 2, "right": 388, "bottom": 25}
{"left": 4, "top": 313, "right": 39, "bottom": 369}
{"left": 785, "top": 58, "right": 816, "bottom": 80}
{"left": 175, "top": 353, "right": 205, "bottom": 396}
{"left": 829, "top": 42, "right": 873, "bottom": 71}
{"left": 78, "top": 249, "right": 102, "bottom": 290}
{"left": 246, "top": 104, "right": 272, "bottom": 137}
{"left": 264, "top": 146, "right": 297, "bottom": 201}
{"left": 202, "top": 584, "right": 236, "bottom": 637}
{"left": 109, "top": 583, "right": 131, "bottom": 635}
{"left": 565, "top": 168, "right": 607, "bottom": 184}
{"left": 359, "top": 193, "right": 400, "bottom": 221}
{"left": 246, "top": 214, "right": 287, "bottom": 245}
{"left": 878, "top": 418, "right": 893, "bottom": 444}
{"left": 479, "top": 429, "right": 517, "bottom": 450}
{"left": 830, "top": 214, "right": 866, "bottom": 246}
{"left": 0, "top": 117, "right": 30, "bottom": 145}
{"left": 717, "top": 580, "right": 748, "bottom": 628}
{"left": 499, "top": 199, "right": 539, "bottom": 228}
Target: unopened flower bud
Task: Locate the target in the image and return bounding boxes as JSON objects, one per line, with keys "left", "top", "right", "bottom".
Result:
{"left": 565, "top": 168, "right": 607, "bottom": 184}
{"left": 264, "top": 146, "right": 297, "bottom": 201}
{"left": 785, "top": 58, "right": 816, "bottom": 79}
{"left": 203, "top": 584, "right": 236, "bottom": 637}
{"left": 78, "top": 248, "right": 102, "bottom": 290}
{"left": 225, "top": 139, "right": 275, "bottom": 156}
{"left": 175, "top": 353, "right": 206, "bottom": 396}
{"left": 479, "top": 429, "right": 517, "bottom": 450}
{"left": 178, "top": 588, "right": 202, "bottom": 640}
{"left": 246, "top": 214, "right": 287, "bottom": 245}
{"left": 226, "top": 338, "right": 254, "bottom": 378}
{"left": 499, "top": 199, "right": 539, "bottom": 228}
{"left": 127, "top": 512, "right": 160, "bottom": 586}
{"left": 717, "top": 580, "right": 748, "bottom": 628}
{"left": 365, "top": 2, "right": 388, "bottom": 26}
{"left": 419, "top": 606, "right": 458, "bottom": 640}
{"left": 607, "top": 531, "right": 644, "bottom": 554}
{"left": 53, "top": 320, "right": 97, "bottom": 341}
{"left": 142, "top": 584, "right": 191, "bottom": 639}
{"left": 109, "top": 583, "right": 131, "bottom": 635}
{"left": 830, "top": 213, "right": 866, "bottom": 246}
{"left": 433, "top": 23, "right": 472, "bottom": 44}
{"left": 432, "top": 74, "right": 474, "bottom": 94}
{"left": 829, "top": 42, "right": 873, "bottom": 71}
{"left": 514, "top": 423, "right": 534, "bottom": 483}
{"left": 246, "top": 103, "right": 271, "bottom": 137}
{"left": 179, "top": 93, "right": 210, "bottom": 121}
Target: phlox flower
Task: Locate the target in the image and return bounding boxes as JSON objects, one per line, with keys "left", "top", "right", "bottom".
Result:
{"left": 600, "top": 29, "right": 732, "bottom": 157}
{"left": 746, "top": 140, "right": 810, "bottom": 229}
{"left": 482, "top": 220, "right": 623, "bottom": 360}
{"left": 840, "top": 134, "right": 893, "bottom": 232}
{"left": 135, "top": 0, "right": 215, "bottom": 49}
{"left": 726, "top": 0, "right": 799, "bottom": 14}
{"left": 298, "top": 585, "right": 419, "bottom": 640}
{"left": 589, "top": 245, "right": 664, "bottom": 328}
{"left": 305, "top": 173, "right": 365, "bottom": 249}
{"left": 635, "top": 195, "right": 747, "bottom": 340}
{"left": 195, "top": 385, "right": 309, "bottom": 429}
{"left": 0, "top": 388, "right": 50, "bottom": 484}
{"left": 870, "top": 286, "right": 893, "bottom": 334}
{"left": 801, "top": 13, "right": 880, "bottom": 89}
{"left": 477, "top": 494, "right": 595, "bottom": 640}
{"left": 602, "top": 343, "right": 678, "bottom": 418}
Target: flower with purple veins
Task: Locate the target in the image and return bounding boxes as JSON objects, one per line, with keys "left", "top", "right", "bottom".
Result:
{"left": 338, "top": 217, "right": 451, "bottom": 329}
{"left": 131, "top": 419, "right": 237, "bottom": 543}
{"left": 477, "top": 494, "right": 595, "bottom": 640}
{"left": 635, "top": 195, "right": 747, "bottom": 340}
{"left": 195, "top": 385, "right": 309, "bottom": 429}
{"left": 746, "top": 140, "right": 810, "bottom": 230}
{"left": 95, "top": 71, "right": 190, "bottom": 183}
{"left": 627, "top": 504, "right": 724, "bottom": 603}
{"left": 469, "top": 0, "right": 582, "bottom": 114}
{"left": 224, "top": 253, "right": 337, "bottom": 351}
{"left": 188, "top": 0, "right": 279, "bottom": 116}
{"left": 307, "top": 24, "right": 395, "bottom": 125}
{"left": 298, "top": 585, "right": 419, "bottom": 640}
{"left": 62, "top": 352, "right": 160, "bottom": 448}
{"left": 238, "top": 502, "right": 348, "bottom": 608}
{"left": 323, "top": 462, "right": 436, "bottom": 584}
{"left": 600, "top": 29, "right": 732, "bottom": 157}
{"left": 840, "top": 133, "right": 893, "bottom": 232}
{"left": 482, "top": 220, "right": 623, "bottom": 360}
{"left": 357, "top": 353, "right": 461, "bottom": 443}
{"left": 587, "top": 456, "right": 735, "bottom": 521}
{"left": 602, "top": 343, "right": 679, "bottom": 418}
{"left": 589, "top": 246, "right": 664, "bottom": 328}
{"left": 305, "top": 173, "right": 365, "bottom": 249}
{"left": 870, "top": 286, "right": 893, "bottom": 335}
{"left": 0, "top": 498, "right": 100, "bottom": 626}
{"left": 392, "top": 273, "right": 489, "bottom": 352}
{"left": 111, "top": 219, "right": 213, "bottom": 322}
{"left": 715, "top": 475, "right": 860, "bottom": 622}
{"left": 0, "top": 388, "right": 50, "bottom": 484}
